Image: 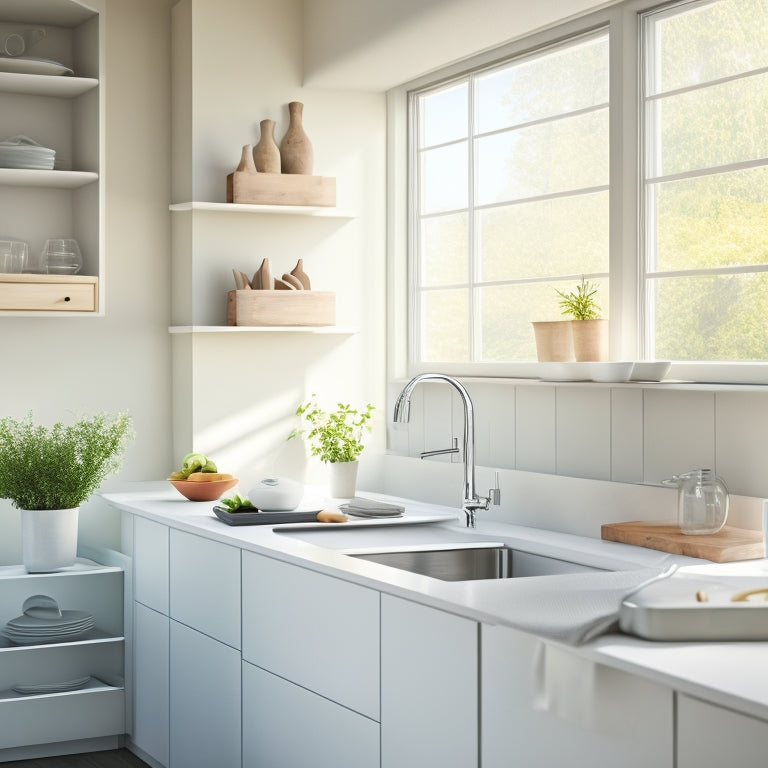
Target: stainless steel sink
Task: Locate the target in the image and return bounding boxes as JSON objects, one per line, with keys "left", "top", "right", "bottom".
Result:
{"left": 347, "top": 542, "right": 602, "bottom": 582}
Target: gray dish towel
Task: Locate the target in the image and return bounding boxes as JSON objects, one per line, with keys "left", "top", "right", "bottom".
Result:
{"left": 481, "top": 565, "right": 677, "bottom": 645}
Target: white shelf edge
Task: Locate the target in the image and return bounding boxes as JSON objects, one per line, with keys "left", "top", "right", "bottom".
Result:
{"left": 169, "top": 201, "right": 355, "bottom": 218}
{"left": 0, "top": 169, "right": 99, "bottom": 189}
{"left": 0, "top": 72, "right": 99, "bottom": 98}
{"left": 168, "top": 325, "right": 359, "bottom": 335}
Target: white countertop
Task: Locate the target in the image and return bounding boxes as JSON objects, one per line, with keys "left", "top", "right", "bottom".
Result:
{"left": 104, "top": 482, "right": 768, "bottom": 722}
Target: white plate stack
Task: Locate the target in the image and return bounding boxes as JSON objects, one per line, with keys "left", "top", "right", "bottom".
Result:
{"left": 1, "top": 594, "right": 94, "bottom": 645}
{"left": 0, "top": 135, "right": 56, "bottom": 170}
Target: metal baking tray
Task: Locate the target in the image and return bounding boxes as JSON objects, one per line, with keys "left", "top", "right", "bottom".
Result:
{"left": 619, "top": 574, "right": 768, "bottom": 641}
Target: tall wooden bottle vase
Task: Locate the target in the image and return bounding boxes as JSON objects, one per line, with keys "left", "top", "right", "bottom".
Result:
{"left": 253, "top": 119, "right": 281, "bottom": 173}
{"left": 280, "top": 101, "right": 314, "bottom": 174}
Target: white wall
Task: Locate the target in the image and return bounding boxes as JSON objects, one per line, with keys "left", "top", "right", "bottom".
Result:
{"left": 0, "top": 0, "right": 174, "bottom": 566}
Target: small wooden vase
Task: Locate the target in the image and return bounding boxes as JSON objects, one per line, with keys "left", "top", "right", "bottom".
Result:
{"left": 280, "top": 101, "right": 314, "bottom": 175}
{"left": 253, "top": 119, "right": 281, "bottom": 173}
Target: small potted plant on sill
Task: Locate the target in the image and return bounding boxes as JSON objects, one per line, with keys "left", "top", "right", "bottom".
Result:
{"left": 555, "top": 277, "right": 608, "bottom": 361}
{"left": 0, "top": 411, "right": 134, "bottom": 572}
{"left": 290, "top": 396, "right": 375, "bottom": 498}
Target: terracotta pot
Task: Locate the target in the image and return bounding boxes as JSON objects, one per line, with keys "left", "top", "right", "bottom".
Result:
{"left": 329, "top": 460, "right": 358, "bottom": 499}
{"left": 531, "top": 321, "right": 574, "bottom": 362}
{"left": 21, "top": 507, "right": 79, "bottom": 573}
{"left": 571, "top": 319, "right": 608, "bottom": 361}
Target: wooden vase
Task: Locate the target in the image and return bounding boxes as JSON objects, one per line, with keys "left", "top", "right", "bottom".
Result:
{"left": 280, "top": 101, "right": 314, "bottom": 175}
{"left": 571, "top": 318, "right": 609, "bottom": 361}
{"left": 532, "top": 320, "right": 575, "bottom": 362}
{"left": 253, "top": 119, "right": 281, "bottom": 173}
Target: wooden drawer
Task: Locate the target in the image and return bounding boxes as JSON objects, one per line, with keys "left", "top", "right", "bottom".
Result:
{"left": 0, "top": 274, "right": 98, "bottom": 312}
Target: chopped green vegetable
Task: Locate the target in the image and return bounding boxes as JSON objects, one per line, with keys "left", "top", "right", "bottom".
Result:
{"left": 219, "top": 494, "right": 255, "bottom": 512}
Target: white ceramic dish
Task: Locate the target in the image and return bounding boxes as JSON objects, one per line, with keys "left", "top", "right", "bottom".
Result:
{"left": 537, "top": 362, "right": 591, "bottom": 381}
{"left": 0, "top": 56, "right": 73, "bottom": 76}
{"left": 630, "top": 361, "right": 671, "bottom": 381}
{"left": 589, "top": 361, "right": 635, "bottom": 382}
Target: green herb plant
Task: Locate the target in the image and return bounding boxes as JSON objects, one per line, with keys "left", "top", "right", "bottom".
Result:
{"left": 0, "top": 411, "right": 134, "bottom": 510}
{"left": 219, "top": 494, "right": 254, "bottom": 512}
{"left": 555, "top": 277, "right": 601, "bottom": 320}
{"left": 290, "top": 396, "right": 375, "bottom": 464}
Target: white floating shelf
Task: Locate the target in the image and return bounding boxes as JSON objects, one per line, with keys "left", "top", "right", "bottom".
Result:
{"left": 169, "top": 201, "right": 355, "bottom": 218}
{"left": 169, "top": 325, "right": 358, "bottom": 335}
{"left": 0, "top": 73, "right": 98, "bottom": 97}
{"left": 0, "top": 168, "right": 98, "bottom": 189}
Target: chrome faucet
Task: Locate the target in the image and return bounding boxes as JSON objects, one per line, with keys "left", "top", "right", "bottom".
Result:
{"left": 393, "top": 373, "right": 500, "bottom": 528}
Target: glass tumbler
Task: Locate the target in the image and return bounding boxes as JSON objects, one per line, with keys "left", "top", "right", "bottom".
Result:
{"left": 41, "top": 238, "right": 82, "bottom": 275}
{"left": 0, "top": 239, "right": 28, "bottom": 273}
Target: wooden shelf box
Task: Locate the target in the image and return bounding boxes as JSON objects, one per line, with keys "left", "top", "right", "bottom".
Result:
{"left": 227, "top": 290, "right": 335, "bottom": 327}
{"left": 226, "top": 171, "right": 336, "bottom": 207}
{"left": 0, "top": 274, "right": 98, "bottom": 312}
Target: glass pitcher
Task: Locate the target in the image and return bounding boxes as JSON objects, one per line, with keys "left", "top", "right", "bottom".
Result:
{"left": 664, "top": 469, "right": 729, "bottom": 535}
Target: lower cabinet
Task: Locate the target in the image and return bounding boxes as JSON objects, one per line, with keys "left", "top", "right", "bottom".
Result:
{"left": 381, "top": 594, "right": 478, "bottom": 768}
{"left": 481, "top": 624, "right": 674, "bottom": 768}
{"left": 242, "top": 661, "right": 379, "bottom": 768}
{"left": 133, "top": 602, "right": 169, "bottom": 767}
{"left": 677, "top": 693, "right": 768, "bottom": 768}
{"left": 169, "top": 620, "right": 241, "bottom": 768}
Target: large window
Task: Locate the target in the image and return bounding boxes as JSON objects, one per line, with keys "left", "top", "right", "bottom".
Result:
{"left": 407, "top": 0, "right": 768, "bottom": 374}
{"left": 642, "top": 0, "right": 768, "bottom": 361}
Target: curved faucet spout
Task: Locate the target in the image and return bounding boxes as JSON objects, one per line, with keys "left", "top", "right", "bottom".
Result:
{"left": 393, "top": 373, "right": 499, "bottom": 527}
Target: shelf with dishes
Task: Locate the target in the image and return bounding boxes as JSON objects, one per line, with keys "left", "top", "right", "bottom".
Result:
{"left": 0, "top": 168, "right": 98, "bottom": 189}
{"left": 0, "top": 70, "right": 98, "bottom": 97}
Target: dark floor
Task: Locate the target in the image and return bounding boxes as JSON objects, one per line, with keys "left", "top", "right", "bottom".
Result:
{"left": 3, "top": 749, "right": 150, "bottom": 768}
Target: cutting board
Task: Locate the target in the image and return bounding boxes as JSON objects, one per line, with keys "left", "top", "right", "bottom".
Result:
{"left": 601, "top": 521, "right": 765, "bottom": 563}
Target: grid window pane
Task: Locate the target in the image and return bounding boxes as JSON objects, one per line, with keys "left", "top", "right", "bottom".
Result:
{"left": 649, "top": 0, "right": 768, "bottom": 95}
{"left": 421, "top": 289, "right": 469, "bottom": 362}
{"left": 420, "top": 82, "right": 468, "bottom": 147}
{"left": 477, "top": 36, "right": 608, "bottom": 132}
{"left": 420, "top": 142, "right": 468, "bottom": 214}
{"left": 479, "top": 192, "right": 608, "bottom": 282}
{"left": 652, "top": 167, "right": 768, "bottom": 272}
{"left": 420, "top": 213, "right": 468, "bottom": 287}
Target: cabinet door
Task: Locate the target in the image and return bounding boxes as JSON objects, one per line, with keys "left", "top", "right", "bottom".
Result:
{"left": 482, "top": 624, "right": 673, "bottom": 768}
{"left": 169, "top": 620, "right": 240, "bottom": 768}
{"left": 134, "top": 517, "right": 169, "bottom": 614}
{"left": 677, "top": 694, "right": 768, "bottom": 768}
{"left": 242, "top": 661, "right": 379, "bottom": 768}
{"left": 381, "top": 594, "right": 477, "bottom": 768}
{"left": 133, "top": 602, "right": 169, "bottom": 767}
{"left": 169, "top": 529, "right": 240, "bottom": 648}
{"left": 242, "top": 551, "right": 379, "bottom": 719}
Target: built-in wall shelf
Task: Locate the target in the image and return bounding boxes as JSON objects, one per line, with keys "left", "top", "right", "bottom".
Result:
{"left": 169, "top": 325, "right": 358, "bottom": 335}
{"left": 169, "top": 201, "right": 355, "bottom": 218}
{"left": 0, "top": 168, "right": 98, "bottom": 189}
{"left": 0, "top": 72, "right": 98, "bottom": 97}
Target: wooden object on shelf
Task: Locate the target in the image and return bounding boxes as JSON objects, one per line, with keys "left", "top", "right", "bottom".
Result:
{"left": 226, "top": 171, "right": 336, "bottom": 207}
{"left": 236, "top": 144, "right": 257, "bottom": 173}
{"left": 290, "top": 259, "right": 311, "bottom": 289}
{"left": 279, "top": 101, "right": 314, "bottom": 174}
{"left": 254, "top": 120, "right": 281, "bottom": 173}
{"left": 227, "top": 290, "right": 335, "bottom": 327}
{"left": 601, "top": 520, "right": 765, "bottom": 563}
{"left": 0, "top": 274, "right": 98, "bottom": 312}
{"left": 253, "top": 258, "right": 273, "bottom": 290}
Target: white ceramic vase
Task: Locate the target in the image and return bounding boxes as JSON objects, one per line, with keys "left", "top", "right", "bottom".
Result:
{"left": 329, "top": 460, "right": 358, "bottom": 499}
{"left": 21, "top": 507, "right": 79, "bottom": 573}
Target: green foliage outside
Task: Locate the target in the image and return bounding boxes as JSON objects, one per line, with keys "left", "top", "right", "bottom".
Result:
{"left": 0, "top": 411, "right": 134, "bottom": 510}
{"left": 290, "top": 396, "right": 375, "bottom": 464}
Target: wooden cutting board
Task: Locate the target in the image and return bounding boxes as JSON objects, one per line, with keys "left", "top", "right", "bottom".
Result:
{"left": 601, "top": 521, "right": 765, "bottom": 563}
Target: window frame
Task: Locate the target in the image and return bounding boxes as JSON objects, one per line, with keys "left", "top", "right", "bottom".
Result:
{"left": 387, "top": 0, "right": 768, "bottom": 385}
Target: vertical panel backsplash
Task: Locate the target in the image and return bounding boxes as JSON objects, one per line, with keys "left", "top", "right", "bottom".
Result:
{"left": 389, "top": 380, "right": 768, "bottom": 499}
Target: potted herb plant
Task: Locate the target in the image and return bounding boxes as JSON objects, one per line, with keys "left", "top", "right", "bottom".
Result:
{"left": 0, "top": 411, "right": 134, "bottom": 572}
{"left": 290, "top": 396, "right": 375, "bottom": 498}
{"left": 555, "top": 277, "right": 608, "bottom": 361}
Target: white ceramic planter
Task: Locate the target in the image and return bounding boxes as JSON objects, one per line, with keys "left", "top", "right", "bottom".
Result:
{"left": 21, "top": 507, "right": 79, "bottom": 573}
{"left": 329, "top": 460, "right": 358, "bottom": 499}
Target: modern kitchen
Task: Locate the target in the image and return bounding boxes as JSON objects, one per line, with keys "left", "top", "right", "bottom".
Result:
{"left": 0, "top": 0, "right": 767, "bottom": 766}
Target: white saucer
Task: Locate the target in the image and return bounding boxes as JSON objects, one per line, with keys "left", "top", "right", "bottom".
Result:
{"left": 0, "top": 57, "right": 73, "bottom": 76}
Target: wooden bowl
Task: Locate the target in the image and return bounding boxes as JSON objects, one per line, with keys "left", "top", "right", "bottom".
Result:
{"left": 169, "top": 478, "right": 238, "bottom": 502}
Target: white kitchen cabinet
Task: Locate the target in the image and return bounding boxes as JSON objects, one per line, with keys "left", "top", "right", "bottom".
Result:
{"left": 381, "top": 594, "right": 478, "bottom": 768}
{"left": 241, "top": 551, "right": 380, "bottom": 720}
{"left": 482, "top": 624, "right": 673, "bottom": 768}
{"left": 0, "top": 0, "right": 104, "bottom": 315}
{"left": 677, "top": 693, "right": 768, "bottom": 768}
{"left": 132, "top": 602, "right": 169, "bottom": 768}
{"left": 134, "top": 516, "right": 169, "bottom": 615}
{"left": 0, "top": 559, "right": 124, "bottom": 760}
{"left": 242, "top": 660, "right": 379, "bottom": 768}
{"left": 168, "top": 529, "right": 240, "bottom": 649}
{"left": 169, "top": 620, "right": 240, "bottom": 768}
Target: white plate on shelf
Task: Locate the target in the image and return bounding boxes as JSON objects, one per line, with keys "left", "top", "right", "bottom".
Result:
{"left": 537, "top": 362, "right": 592, "bottom": 381}
{"left": 629, "top": 361, "right": 671, "bottom": 381}
{"left": 12, "top": 676, "right": 91, "bottom": 695}
{"left": 0, "top": 57, "right": 73, "bottom": 76}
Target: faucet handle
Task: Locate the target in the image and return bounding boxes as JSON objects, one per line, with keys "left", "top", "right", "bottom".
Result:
{"left": 488, "top": 471, "right": 501, "bottom": 505}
